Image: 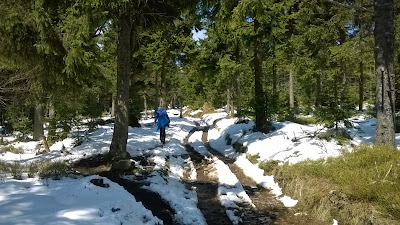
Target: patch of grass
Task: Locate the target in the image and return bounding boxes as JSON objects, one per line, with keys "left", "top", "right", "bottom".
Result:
{"left": 317, "top": 131, "right": 332, "bottom": 141}
{"left": 270, "top": 144, "right": 400, "bottom": 223}
{"left": 0, "top": 145, "right": 25, "bottom": 154}
{"left": 39, "top": 160, "right": 69, "bottom": 180}
{"left": 184, "top": 103, "right": 216, "bottom": 118}
{"left": 10, "top": 162, "right": 24, "bottom": 180}
{"left": 258, "top": 160, "right": 280, "bottom": 174}
{"left": 318, "top": 128, "right": 352, "bottom": 145}
{"left": 292, "top": 116, "right": 319, "bottom": 125}
{"left": 334, "top": 136, "right": 350, "bottom": 146}
{"left": 246, "top": 153, "right": 260, "bottom": 164}
{"left": 165, "top": 159, "right": 170, "bottom": 169}
{"left": 0, "top": 160, "right": 9, "bottom": 175}
{"left": 28, "top": 162, "right": 40, "bottom": 178}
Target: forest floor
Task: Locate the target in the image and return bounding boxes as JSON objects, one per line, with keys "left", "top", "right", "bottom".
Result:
{"left": 0, "top": 109, "right": 386, "bottom": 224}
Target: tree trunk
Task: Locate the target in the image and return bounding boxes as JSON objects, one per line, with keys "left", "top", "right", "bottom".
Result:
{"left": 315, "top": 73, "right": 322, "bottom": 107}
{"left": 253, "top": 19, "right": 267, "bottom": 132}
{"left": 359, "top": 61, "right": 364, "bottom": 111}
{"left": 109, "top": 7, "right": 134, "bottom": 160}
{"left": 160, "top": 50, "right": 169, "bottom": 108}
{"left": 234, "top": 43, "right": 242, "bottom": 116}
{"left": 33, "top": 103, "right": 44, "bottom": 141}
{"left": 289, "top": 67, "right": 295, "bottom": 112}
{"left": 111, "top": 93, "right": 116, "bottom": 117}
{"left": 48, "top": 101, "right": 55, "bottom": 118}
{"left": 226, "top": 88, "right": 231, "bottom": 115}
{"left": 374, "top": 0, "right": 395, "bottom": 146}
{"left": 272, "top": 63, "right": 277, "bottom": 96}
{"left": 143, "top": 94, "right": 148, "bottom": 119}
{"left": 154, "top": 71, "right": 159, "bottom": 110}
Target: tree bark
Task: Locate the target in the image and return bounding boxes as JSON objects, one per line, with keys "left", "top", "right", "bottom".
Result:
{"left": 359, "top": 60, "right": 364, "bottom": 111}
{"left": 109, "top": 6, "right": 134, "bottom": 160}
{"left": 143, "top": 94, "right": 148, "bottom": 119}
{"left": 33, "top": 103, "right": 44, "bottom": 141}
{"left": 234, "top": 43, "right": 241, "bottom": 116}
{"left": 253, "top": 19, "right": 267, "bottom": 132}
{"left": 111, "top": 93, "right": 116, "bottom": 117}
{"left": 227, "top": 88, "right": 231, "bottom": 115}
{"left": 374, "top": 0, "right": 395, "bottom": 146}
{"left": 315, "top": 73, "right": 322, "bottom": 107}
{"left": 289, "top": 67, "right": 295, "bottom": 112}
{"left": 154, "top": 71, "right": 159, "bottom": 110}
{"left": 160, "top": 50, "right": 169, "bottom": 108}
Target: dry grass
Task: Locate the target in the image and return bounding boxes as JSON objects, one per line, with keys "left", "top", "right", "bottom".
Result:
{"left": 262, "top": 144, "right": 400, "bottom": 224}
{"left": 0, "top": 145, "right": 25, "bottom": 154}
{"left": 38, "top": 160, "right": 69, "bottom": 180}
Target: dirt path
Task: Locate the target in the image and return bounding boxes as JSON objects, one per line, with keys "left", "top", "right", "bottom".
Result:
{"left": 200, "top": 127, "right": 317, "bottom": 225}
{"left": 182, "top": 129, "right": 232, "bottom": 225}
{"left": 72, "top": 122, "right": 319, "bottom": 224}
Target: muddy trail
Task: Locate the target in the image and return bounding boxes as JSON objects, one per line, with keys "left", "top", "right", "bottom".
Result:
{"left": 198, "top": 126, "right": 317, "bottom": 225}
{"left": 72, "top": 122, "right": 318, "bottom": 225}
{"left": 73, "top": 155, "right": 176, "bottom": 225}
{"left": 183, "top": 125, "right": 317, "bottom": 225}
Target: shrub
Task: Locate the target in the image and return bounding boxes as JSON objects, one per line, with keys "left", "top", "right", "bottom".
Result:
{"left": 39, "top": 160, "right": 69, "bottom": 180}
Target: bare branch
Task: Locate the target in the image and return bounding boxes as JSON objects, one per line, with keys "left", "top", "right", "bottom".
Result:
{"left": 383, "top": 164, "right": 393, "bottom": 181}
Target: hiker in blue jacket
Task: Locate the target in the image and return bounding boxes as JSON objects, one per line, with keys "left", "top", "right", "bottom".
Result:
{"left": 154, "top": 107, "right": 170, "bottom": 145}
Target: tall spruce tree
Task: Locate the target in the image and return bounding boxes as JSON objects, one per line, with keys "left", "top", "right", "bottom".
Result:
{"left": 374, "top": 0, "right": 395, "bottom": 146}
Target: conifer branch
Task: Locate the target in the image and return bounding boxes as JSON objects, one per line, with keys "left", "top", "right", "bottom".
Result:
{"left": 320, "top": 0, "right": 373, "bottom": 12}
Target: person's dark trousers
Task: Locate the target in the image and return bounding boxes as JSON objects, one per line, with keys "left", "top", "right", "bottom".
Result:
{"left": 160, "top": 126, "right": 166, "bottom": 144}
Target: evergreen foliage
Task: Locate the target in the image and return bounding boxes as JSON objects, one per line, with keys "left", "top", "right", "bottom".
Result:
{"left": 0, "top": 0, "right": 396, "bottom": 145}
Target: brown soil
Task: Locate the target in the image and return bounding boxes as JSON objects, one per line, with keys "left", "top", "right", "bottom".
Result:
{"left": 199, "top": 127, "right": 319, "bottom": 225}
{"left": 182, "top": 130, "right": 232, "bottom": 225}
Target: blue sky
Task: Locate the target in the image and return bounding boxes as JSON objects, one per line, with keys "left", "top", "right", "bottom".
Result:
{"left": 191, "top": 29, "right": 207, "bottom": 41}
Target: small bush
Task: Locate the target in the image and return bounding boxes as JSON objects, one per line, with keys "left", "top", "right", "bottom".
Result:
{"left": 0, "top": 145, "right": 25, "bottom": 154}
{"left": 39, "top": 160, "right": 69, "bottom": 180}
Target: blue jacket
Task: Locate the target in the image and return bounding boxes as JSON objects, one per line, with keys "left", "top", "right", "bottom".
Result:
{"left": 154, "top": 107, "right": 170, "bottom": 131}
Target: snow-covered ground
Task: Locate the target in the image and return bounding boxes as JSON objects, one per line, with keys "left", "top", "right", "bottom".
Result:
{"left": 0, "top": 110, "right": 391, "bottom": 224}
